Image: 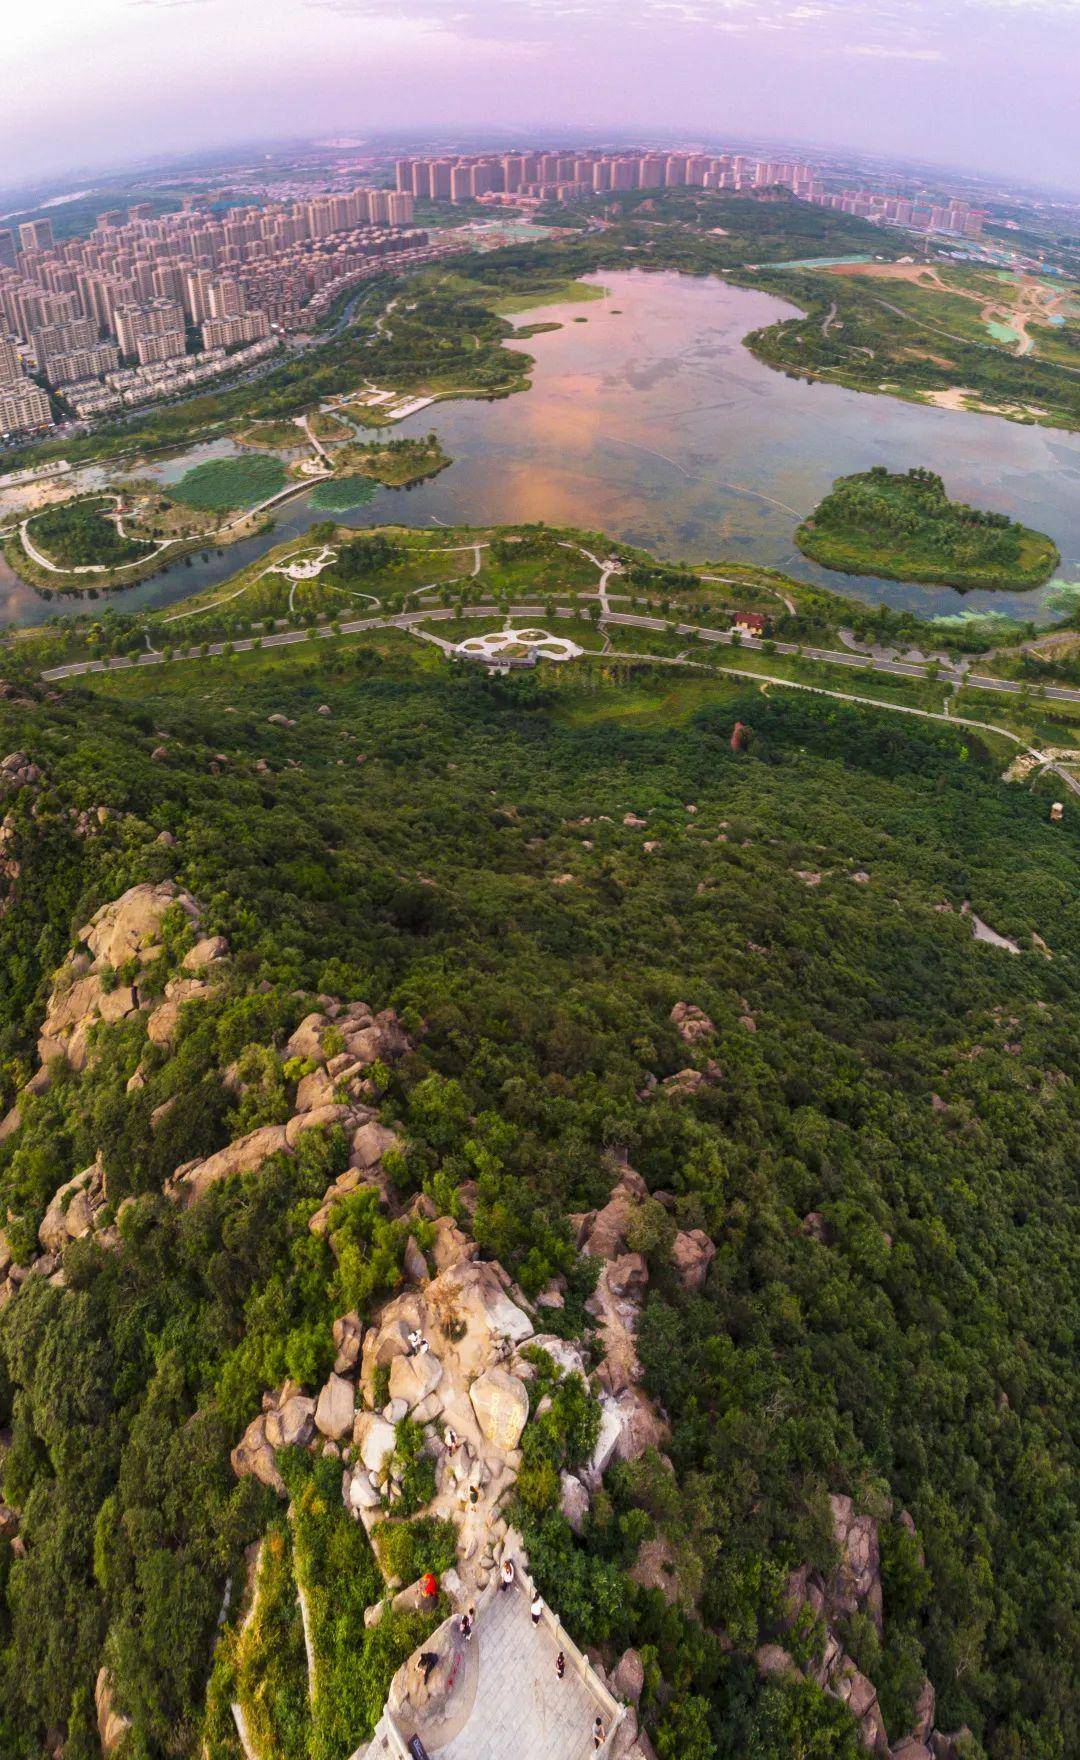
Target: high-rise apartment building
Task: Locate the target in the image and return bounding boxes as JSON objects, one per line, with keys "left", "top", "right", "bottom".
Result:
{"left": 0, "top": 336, "right": 20, "bottom": 384}
{"left": 18, "top": 219, "right": 54, "bottom": 253}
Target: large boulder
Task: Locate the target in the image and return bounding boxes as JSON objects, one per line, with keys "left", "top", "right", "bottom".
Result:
{"left": 671, "top": 1228, "right": 716, "bottom": 1293}
{"left": 560, "top": 1471, "right": 590, "bottom": 1535}
{"left": 910, "top": 1677, "right": 935, "bottom": 1744}
{"left": 182, "top": 935, "right": 228, "bottom": 971}
{"left": 85, "top": 881, "right": 198, "bottom": 968}
{"left": 469, "top": 1367, "right": 529, "bottom": 1451}
{"left": 333, "top": 1311, "right": 363, "bottom": 1375}
{"left": 613, "top": 1386, "right": 669, "bottom": 1462}
{"left": 431, "top": 1216, "right": 477, "bottom": 1273}
{"left": 351, "top": 1119, "right": 403, "bottom": 1171}
{"left": 346, "top": 1466, "right": 382, "bottom": 1512}
{"left": 580, "top": 1393, "right": 623, "bottom": 1490}
{"left": 315, "top": 1373, "right": 356, "bottom": 1441}
{"left": 231, "top": 1414, "right": 285, "bottom": 1496}
{"left": 833, "top": 1658, "right": 887, "bottom": 1755}
{"left": 607, "top": 1252, "right": 649, "bottom": 1299}
{"left": 930, "top": 1732, "right": 974, "bottom": 1760}
{"left": 389, "top": 1350, "right": 443, "bottom": 1409}
{"left": 168, "top": 1124, "right": 290, "bottom": 1203}
{"left": 612, "top": 1648, "right": 645, "bottom": 1705}
{"left": 266, "top": 1394, "right": 316, "bottom": 1450}
{"left": 357, "top": 1413, "right": 397, "bottom": 1477}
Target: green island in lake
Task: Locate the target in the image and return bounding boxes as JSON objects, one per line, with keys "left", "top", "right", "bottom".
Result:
{"left": 795, "top": 466, "right": 1060, "bottom": 590}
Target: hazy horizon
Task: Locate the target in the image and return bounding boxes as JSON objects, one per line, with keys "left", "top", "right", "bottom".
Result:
{"left": 6, "top": 0, "right": 1079, "bottom": 197}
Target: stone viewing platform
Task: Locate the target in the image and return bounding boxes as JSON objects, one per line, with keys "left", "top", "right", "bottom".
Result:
{"left": 356, "top": 1541, "right": 628, "bottom": 1760}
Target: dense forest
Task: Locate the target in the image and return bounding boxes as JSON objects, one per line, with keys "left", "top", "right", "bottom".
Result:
{"left": 0, "top": 633, "right": 1075, "bottom": 1760}
{"left": 795, "top": 468, "right": 1060, "bottom": 590}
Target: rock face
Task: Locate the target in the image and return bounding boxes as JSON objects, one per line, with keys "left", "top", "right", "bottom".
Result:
{"left": 469, "top": 1367, "right": 529, "bottom": 1450}
{"left": 671, "top": 1228, "right": 716, "bottom": 1293}
{"left": 581, "top": 1393, "right": 625, "bottom": 1491}
{"left": 583, "top": 1164, "right": 647, "bottom": 1260}
{"left": 87, "top": 881, "right": 198, "bottom": 967}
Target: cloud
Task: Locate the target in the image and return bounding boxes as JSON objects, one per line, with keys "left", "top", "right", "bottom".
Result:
{"left": 844, "top": 42, "right": 946, "bottom": 58}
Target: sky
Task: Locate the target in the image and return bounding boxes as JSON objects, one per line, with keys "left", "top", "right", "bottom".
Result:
{"left": 5, "top": 0, "right": 1079, "bottom": 194}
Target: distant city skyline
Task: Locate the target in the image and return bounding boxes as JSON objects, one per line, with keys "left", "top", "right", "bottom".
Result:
{"left": 6, "top": 0, "right": 1080, "bottom": 195}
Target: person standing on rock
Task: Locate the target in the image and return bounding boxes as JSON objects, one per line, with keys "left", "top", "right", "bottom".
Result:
{"left": 499, "top": 1558, "right": 515, "bottom": 1593}
{"left": 407, "top": 1328, "right": 424, "bottom": 1356}
{"left": 531, "top": 1591, "right": 543, "bottom": 1627}
{"left": 459, "top": 1607, "right": 475, "bottom": 1643}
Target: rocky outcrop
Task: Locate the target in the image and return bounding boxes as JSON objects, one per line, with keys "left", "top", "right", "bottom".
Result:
{"left": 583, "top": 1163, "right": 648, "bottom": 1260}
{"left": 670, "top": 1228, "right": 716, "bottom": 1292}
{"left": 333, "top": 1311, "right": 363, "bottom": 1374}
{"left": 167, "top": 1123, "right": 291, "bottom": 1203}
{"left": 833, "top": 1656, "right": 888, "bottom": 1755}
{"left": 37, "top": 882, "right": 210, "bottom": 1071}
{"left": 0, "top": 752, "right": 42, "bottom": 797}
{"left": 168, "top": 1003, "right": 412, "bottom": 1208}
{"left": 95, "top": 1666, "right": 131, "bottom": 1757}
{"left": 670, "top": 1001, "right": 715, "bottom": 1043}
{"left": 38, "top": 1158, "right": 107, "bottom": 1254}
{"left": 828, "top": 1493, "right": 882, "bottom": 1627}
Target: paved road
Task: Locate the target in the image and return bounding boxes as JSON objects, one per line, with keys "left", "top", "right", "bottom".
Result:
{"left": 38, "top": 589, "right": 1080, "bottom": 797}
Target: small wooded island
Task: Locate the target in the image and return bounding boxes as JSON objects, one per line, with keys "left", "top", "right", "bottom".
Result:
{"left": 795, "top": 466, "right": 1060, "bottom": 590}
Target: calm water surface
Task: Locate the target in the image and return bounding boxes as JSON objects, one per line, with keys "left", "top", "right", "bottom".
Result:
{"left": 3, "top": 269, "right": 1078, "bottom": 627}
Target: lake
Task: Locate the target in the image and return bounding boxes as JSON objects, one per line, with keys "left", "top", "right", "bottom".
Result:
{"left": 2, "top": 268, "right": 1078, "bottom": 627}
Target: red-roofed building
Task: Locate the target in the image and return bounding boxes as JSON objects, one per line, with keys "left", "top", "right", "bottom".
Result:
{"left": 732, "top": 611, "right": 768, "bottom": 638}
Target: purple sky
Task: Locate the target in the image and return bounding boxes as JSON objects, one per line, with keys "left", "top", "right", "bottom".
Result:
{"left": 7, "top": 0, "right": 1079, "bottom": 193}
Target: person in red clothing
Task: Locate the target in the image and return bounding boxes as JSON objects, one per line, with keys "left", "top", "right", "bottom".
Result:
{"left": 421, "top": 1571, "right": 438, "bottom": 1602}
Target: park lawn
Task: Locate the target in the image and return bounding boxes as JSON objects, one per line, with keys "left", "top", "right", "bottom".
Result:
{"left": 233, "top": 419, "right": 305, "bottom": 450}
{"left": 490, "top": 279, "right": 608, "bottom": 316}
